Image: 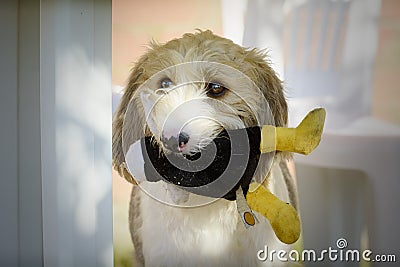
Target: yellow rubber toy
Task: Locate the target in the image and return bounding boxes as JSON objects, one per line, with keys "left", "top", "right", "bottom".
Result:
{"left": 247, "top": 183, "right": 301, "bottom": 244}
{"left": 260, "top": 108, "right": 326, "bottom": 154}
{"left": 243, "top": 108, "right": 326, "bottom": 244}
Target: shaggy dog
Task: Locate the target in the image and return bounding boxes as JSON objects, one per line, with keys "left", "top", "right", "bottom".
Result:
{"left": 113, "top": 30, "right": 298, "bottom": 267}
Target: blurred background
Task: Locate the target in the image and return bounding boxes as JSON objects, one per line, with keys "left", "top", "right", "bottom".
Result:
{"left": 112, "top": 0, "right": 400, "bottom": 266}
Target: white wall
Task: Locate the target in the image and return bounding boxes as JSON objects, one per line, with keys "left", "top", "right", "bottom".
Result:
{"left": 0, "top": 1, "right": 20, "bottom": 265}
{"left": 1, "top": 1, "right": 43, "bottom": 265}
{"left": 0, "top": 0, "right": 113, "bottom": 266}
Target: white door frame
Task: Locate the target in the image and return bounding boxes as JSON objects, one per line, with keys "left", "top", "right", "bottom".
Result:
{"left": 0, "top": 0, "right": 113, "bottom": 266}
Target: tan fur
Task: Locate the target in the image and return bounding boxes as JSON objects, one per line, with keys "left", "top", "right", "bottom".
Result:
{"left": 112, "top": 30, "right": 288, "bottom": 175}
{"left": 113, "top": 30, "right": 293, "bottom": 266}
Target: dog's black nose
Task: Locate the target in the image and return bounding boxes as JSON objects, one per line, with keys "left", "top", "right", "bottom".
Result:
{"left": 178, "top": 132, "right": 189, "bottom": 147}
{"left": 161, "top": 132, "right": 189, "bottom": 152}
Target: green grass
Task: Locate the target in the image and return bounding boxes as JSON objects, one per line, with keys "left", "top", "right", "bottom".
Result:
{"left": 114, "top": 246, "right": 133, "bottom": 267}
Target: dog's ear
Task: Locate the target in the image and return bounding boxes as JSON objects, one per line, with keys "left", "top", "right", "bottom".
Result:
{"left": 112, "top": 56, "right": 149, "bottom": 174}
{"left": 246, "top": 50, "right": 288, "bottom": 128}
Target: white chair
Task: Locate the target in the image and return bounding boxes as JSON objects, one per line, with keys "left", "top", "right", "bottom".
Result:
{"left": 242, "top": 0, "right": 400, "bottom": 265}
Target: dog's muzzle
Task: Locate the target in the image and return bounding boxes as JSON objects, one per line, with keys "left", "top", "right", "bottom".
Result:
{"left": 141, "top": 127, "right": 261, "bottom": 200}
{"left": 161, "top": 131, "right": 190, "bottom": 153}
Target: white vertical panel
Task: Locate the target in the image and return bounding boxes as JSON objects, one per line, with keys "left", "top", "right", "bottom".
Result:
{"left": 18, "top": 0, "right": 44, "bottom": 266}
{"left": 221, "top": 0, "right": 248, "bottom": 46}
{"left": 0, "top": 1, "right": 19, "bottom": 265}
{"left": 1, "top": 0, "right": 44, "bottom": 265}
{"left": 242, "top": 0, "right": 285, "bottom": 79}
{"left": 342, "top": 0, "right": 381, "bottom": 117}
{"left": 41, "top": 0, "right": 113, "bottom": 266}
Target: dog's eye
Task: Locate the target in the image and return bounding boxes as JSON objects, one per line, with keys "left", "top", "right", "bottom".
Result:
{"left": 206, "top": 82, "right": 227, "bottom": 97}
{"left": 160, "top": 78, "right": 173, "bottom": 89}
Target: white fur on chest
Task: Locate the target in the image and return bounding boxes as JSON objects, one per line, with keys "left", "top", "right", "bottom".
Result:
{"left": 137, "top": 182, "right": 291, "bottom": 267}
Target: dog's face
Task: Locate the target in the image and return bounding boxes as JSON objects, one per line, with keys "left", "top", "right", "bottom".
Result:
{"left": 113, "top": 31, "right": 287, "bottom": 202}
{"left": 138, "top": 61, "right": 270, "bottom": 156}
